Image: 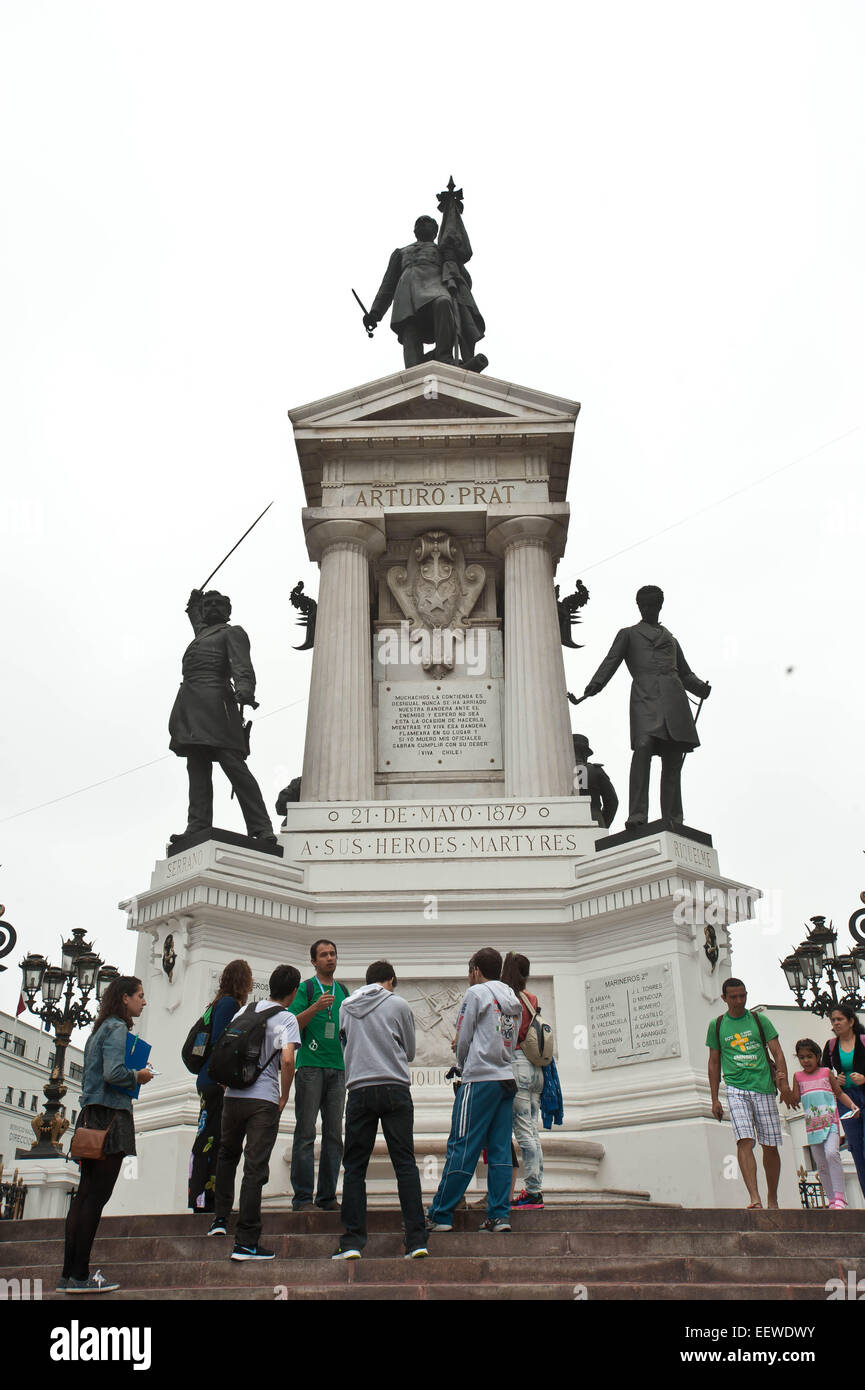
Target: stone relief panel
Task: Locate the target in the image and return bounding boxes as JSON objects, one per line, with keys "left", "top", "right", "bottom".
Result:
{"left": 398, "top": 977, "right": 556, "bottom": 1069}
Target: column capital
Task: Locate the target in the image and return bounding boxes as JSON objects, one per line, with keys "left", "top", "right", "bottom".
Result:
{"left": 302, "top": 508, "right": 387, "bottom": 563}
{"left": 485, "top": 503, "right": 570, "bottom": 562}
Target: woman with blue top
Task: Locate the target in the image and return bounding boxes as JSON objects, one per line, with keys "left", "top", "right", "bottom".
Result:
{"left": 188, "top": 958, "right": 253, "bottom": 1214}
{"left": 822, "top": 1002, "right": 865, "bottom": 1200}
{"left": 60, "top": 975, "right": 153, "bottom": 1294}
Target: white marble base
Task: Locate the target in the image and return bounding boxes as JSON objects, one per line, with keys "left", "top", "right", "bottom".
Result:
{"left": 108, "top": 818, "right": 784, "bottom": 1216}
{"left": 15, "top": 1157, "right": 80, "bottom": 1218}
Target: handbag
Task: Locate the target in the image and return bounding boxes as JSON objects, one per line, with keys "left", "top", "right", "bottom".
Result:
{"left": 69, "top": 1109, "right": 116, "bottom": 1160}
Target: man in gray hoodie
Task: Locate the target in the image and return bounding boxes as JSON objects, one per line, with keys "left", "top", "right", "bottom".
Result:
{"left": 332, "top": 961, "right": 428, "bottom": 1261}
{"left": 428, "top": 946, "right": 523, "bottom": 1233}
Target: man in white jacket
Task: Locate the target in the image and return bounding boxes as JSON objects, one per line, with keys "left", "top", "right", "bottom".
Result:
{"left": 428, "top": 947, "right": 523, "bottom": 1234}
{"left": 331, "top": 961, "right": 428, "bottom": 1261}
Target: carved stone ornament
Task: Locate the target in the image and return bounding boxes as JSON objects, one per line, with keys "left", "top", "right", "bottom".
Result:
{"left": 386, "top": 531, "right": 485, "bottom": 676}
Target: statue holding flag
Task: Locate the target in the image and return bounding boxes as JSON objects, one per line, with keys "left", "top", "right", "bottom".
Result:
{"left": 360, "top": 177, "right": 487, "bottom": 372}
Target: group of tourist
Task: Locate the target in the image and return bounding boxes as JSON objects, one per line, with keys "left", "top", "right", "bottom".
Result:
{"left": 707, "top": 977, "right": 865, "bottom": 1210}
{"left": 54, "top": 960, "right": 865, "bottom": 1292}
{"left": 57, "top": 940, "right": 550, "bottom": 1289}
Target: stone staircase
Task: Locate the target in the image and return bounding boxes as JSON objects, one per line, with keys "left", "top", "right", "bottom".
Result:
{"left": 3, "top": 1206, "right": 864, "bottom": 1300}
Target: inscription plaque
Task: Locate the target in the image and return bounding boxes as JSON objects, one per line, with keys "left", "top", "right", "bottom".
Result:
{"left": 586, "top": 962, "right": 680, "bottom": 1070}
{"left": 378, "top": 680, "right": 502, "bottom": 772}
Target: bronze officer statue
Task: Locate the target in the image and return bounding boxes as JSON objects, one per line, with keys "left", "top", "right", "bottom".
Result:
{"left": 581, "top": 586, "right": 710, "bottom": 831}
{"left": 169, "top": 588, "right": 275, "bottom": 846}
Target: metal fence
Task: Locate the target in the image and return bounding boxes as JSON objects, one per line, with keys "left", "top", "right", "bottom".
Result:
{"left": 0, "top": 1161, "right": 27, "bottom": 1219}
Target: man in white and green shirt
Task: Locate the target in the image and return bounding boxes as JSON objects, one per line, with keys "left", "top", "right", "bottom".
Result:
{"left": 707, "top": 977, "right": 791, "bottom": 1209}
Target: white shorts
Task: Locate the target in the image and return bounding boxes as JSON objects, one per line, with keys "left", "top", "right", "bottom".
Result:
{"left": 726, "top": 1085, "right": 782, "bottom": 1146}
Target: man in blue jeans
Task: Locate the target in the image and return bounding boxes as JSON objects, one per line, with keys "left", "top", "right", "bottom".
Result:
{"left": 332, "top": 960, "right": 427, "bottom": 1260}
{"left": 289, "top": 939, "right": 349, "bottom": 1211}
{"left": 428, "top": 947, "right": 522, "bottom": 1233}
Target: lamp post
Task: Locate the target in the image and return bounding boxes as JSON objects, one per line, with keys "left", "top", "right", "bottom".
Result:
{"left": 780, "top": 912, "right": 865, "bottom": 1018}
{"left": 16, "top": 929, "right": 120, "bottom": 1159}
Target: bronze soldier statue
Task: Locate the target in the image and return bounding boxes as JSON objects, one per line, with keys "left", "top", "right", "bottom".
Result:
{"left": 169, "top": 588, "right": 275, "bottom": 845}
{"left": 581, "top": 586, "right": 710, "bottom": 830}
{"left": 572, "top": 734, "right": 619, "bottom": 830}
{"left": 362, "top": 180, "right": 486, "bottom": 370}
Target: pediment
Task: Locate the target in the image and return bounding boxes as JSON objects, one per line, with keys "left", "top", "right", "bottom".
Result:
{"left": 289, "top": 361, "right": 580, "bottom": 432}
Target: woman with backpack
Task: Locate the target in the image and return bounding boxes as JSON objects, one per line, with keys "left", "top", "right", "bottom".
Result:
{"left": 188, "top": 959, "right": 254, "bottom": 1214}
{"left": 60, "top": 976, "right": 153, "bottom": 1294}
{"left": 822, "top": 1002, "right": 865, "bottom": 1200}
{"left": 501, "top": 952, "right": 545, "bottom": 1211}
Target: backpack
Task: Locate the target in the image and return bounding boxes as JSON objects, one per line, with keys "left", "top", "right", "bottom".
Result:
{"left": 519, "top": 992, "right": 555, "bottom": 1068}
{"left": 181, "top": 1005, "right": 214, "bottom": 1075}
{"left": 714, "top": 1010, "right": 777, "bottom": 1094}
{"left": 207, "top": 1003, "right": 283, "bottom": 1089}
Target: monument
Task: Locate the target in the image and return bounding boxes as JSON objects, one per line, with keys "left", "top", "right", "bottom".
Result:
{"left": 112, "top": 180, "right": 792, "bottom": 1216}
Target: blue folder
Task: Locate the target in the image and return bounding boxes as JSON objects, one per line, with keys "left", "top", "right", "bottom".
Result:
{"left": 116, "top": 1033, "right": 152, "bottom": 1098}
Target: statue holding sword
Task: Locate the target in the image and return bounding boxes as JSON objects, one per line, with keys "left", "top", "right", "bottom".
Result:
{"left": 168, "top": 505, "right": 276, "bottom": 847}
{"left": 354, "top": 177, "right": 487, "bottom": 372}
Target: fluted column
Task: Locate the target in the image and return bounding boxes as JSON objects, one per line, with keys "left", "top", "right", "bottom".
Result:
{"left": 300, "top": 510, "right": 385, "bottom": 801}
{"left": 487, "top": 507, "right": 574, "bottom": 798}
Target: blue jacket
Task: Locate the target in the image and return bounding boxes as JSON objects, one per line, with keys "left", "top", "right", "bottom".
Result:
{"left": 79, "top": 1017, "right": 138, "bottom": 1111}
{"left": 540, "top": 1056, "right": 563, "bottom": 1130}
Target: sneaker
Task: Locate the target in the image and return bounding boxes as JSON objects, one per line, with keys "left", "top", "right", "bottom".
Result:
{"left": 230, "top": 1243, "right": 276, "bottom": 1261}
{"left": 331, "top": 1247, "right": 362, "bottom": 1260}
{"left": 425, "top": 1216, "right": 453, "bottom": 1232}
{"left": 207, "top": 1218, "right": 228, "bottom": 1236}
{"left": 56, "top": 1276, "right": 69, "bottom": 1292}
{"left": 315, "top": 1199, "right": 340, "bottom": 1211}
{"left": 404, "top": 1246, "right": 429, "bottom": 1259}
{"left": 511, "top": 1189, "right": 544, "bottom": 1210}
{"left": 479, "top": 1218, "right": 511, "bottom": 1233}
{"left": 66, "top": 1269, "right": 120, "bottom": 1293}
{"left": 292, "top": 1201, "right": 316, "bottom": 1212}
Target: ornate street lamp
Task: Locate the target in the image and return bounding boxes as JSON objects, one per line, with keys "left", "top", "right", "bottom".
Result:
{"left": 781, "top": 910, "right": 865, "bottom": 1018}
{"left": 16, "top": 931, "right": 117, "bottom": 1159}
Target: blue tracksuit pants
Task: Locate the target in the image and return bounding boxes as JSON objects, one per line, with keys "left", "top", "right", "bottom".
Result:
{"left": 430, "top": 1079, "right": 516, "bottom": 1222}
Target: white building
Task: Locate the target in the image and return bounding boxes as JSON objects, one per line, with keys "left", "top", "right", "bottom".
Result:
{"left": 0, "top": 1010, "right": 84, "bottom": 1172}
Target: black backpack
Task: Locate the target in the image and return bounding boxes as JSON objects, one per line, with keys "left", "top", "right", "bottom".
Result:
{"left": 207, "top": 1003, "right": 283, "bottom": 1089}
{"left": 181, "top": 1005, "right": 215, "bottom": 1075}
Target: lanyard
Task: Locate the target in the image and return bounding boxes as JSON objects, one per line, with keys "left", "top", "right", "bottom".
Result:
{"left": 315, "top": 977, "right": 335, "bottom": 1019}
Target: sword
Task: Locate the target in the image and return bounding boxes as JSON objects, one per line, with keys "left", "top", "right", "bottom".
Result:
{"left": 351, "top": 288, "right": 375, "bottom": 338}
{"left": 199, "top": 501, "right": 274, "bottom": 591}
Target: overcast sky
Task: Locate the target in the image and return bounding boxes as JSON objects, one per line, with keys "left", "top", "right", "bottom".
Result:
{"left": 1, "top": 2, "right": 863, "bottom": 1028}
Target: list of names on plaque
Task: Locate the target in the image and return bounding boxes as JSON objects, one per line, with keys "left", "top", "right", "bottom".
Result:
{"left": 586, "top": 962, "right": 680, "bottom": 1070}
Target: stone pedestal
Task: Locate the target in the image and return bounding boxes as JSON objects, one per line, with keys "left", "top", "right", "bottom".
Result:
{"left": 15, "top": 1157, "right": 79, "bottom": 1219}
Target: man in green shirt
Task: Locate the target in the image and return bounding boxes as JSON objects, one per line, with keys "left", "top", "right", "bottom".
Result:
{"left": 289, "top": 939, "right": 350, "bottom": 1211}
{"left": 707, "top": 977, "right": 791, "bottom": 1209}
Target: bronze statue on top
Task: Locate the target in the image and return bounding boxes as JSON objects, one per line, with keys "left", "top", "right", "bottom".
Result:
{"left": 168, "top": 589, "right": 276, "bottom": 846}
{"left": 359, "top": 178, "right": 487, "bottom": 372}
{"left": 580, "top": 586, "right": 710, "bottom": 831}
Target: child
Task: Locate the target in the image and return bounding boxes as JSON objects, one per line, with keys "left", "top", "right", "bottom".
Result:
{"left": 791, "top": 1039, "right": 860, "bottom": 1210}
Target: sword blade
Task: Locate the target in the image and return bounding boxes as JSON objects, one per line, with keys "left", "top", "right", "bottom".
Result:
{"left": 199, "top": 501, "right": 274, "bottom": 591}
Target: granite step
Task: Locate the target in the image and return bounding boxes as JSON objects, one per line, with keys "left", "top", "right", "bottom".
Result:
{"left": 3, "top": 1207, "right": 861, "bottom": 1301}
{"left": 5, "top": 1254, "right": 862, "bottom": 1288}
{"left": 5, "top": 1206, "right": 863, "bottom": 1242}
{"left": 3, "top": 1228, "right": 864, "bottom": 1267}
